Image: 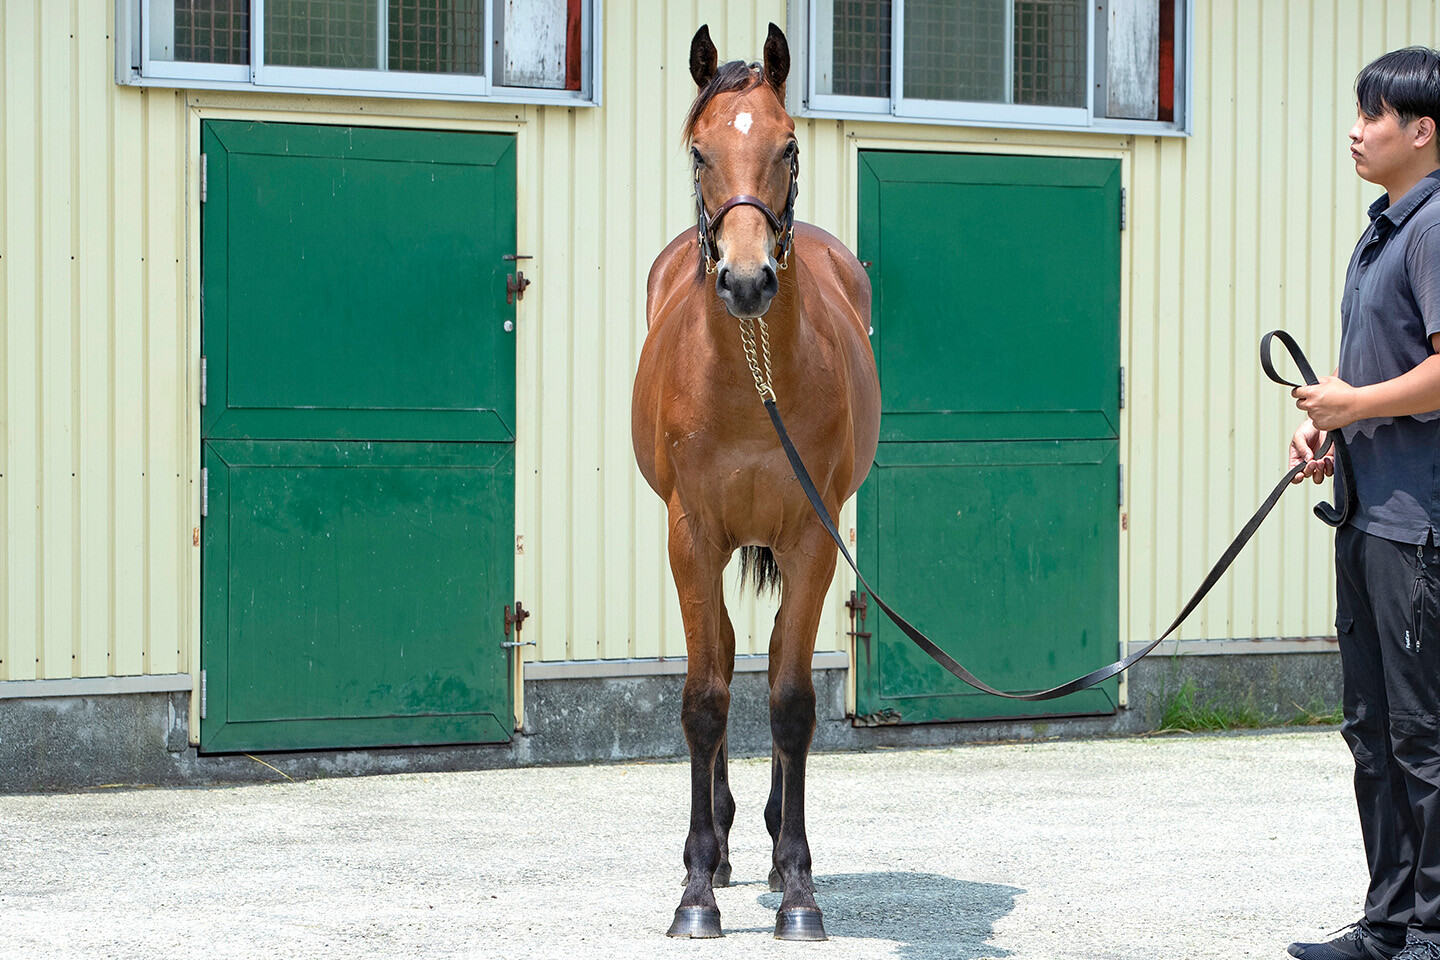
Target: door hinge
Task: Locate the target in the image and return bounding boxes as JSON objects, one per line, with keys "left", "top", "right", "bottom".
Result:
{"left": 200, "top": 356, "right": 207, "bottom": 407}
{"left": 201, "top": 467, "right": 209, "bottom": 517}
{"left": 1118, "top": 365, "right": 1125, "bottom": 409}
{"left": 1118, "top": 463, "right": 1125, "bottom": 507}
{"left": 1119, "top": 188, "right": 1126, "bottom": 230}
{"left": 200, "top": 152, "right": 207, "bottom": 203}
{"left": 199, "top": 669, "right": 207, "bottom": 719}
{"left": 502, "top": 601, "right": 533, "bottom": 648}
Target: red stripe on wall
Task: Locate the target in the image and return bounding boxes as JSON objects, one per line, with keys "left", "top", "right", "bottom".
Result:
{"left": 1158, "top": 0, "right": 1175, "bottom": 122}
{"left": 566, "top": 0, "right": 582, "bottom": 90}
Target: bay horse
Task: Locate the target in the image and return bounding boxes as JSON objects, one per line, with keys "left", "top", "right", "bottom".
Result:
{"left": 631, "top": 22, "right": 880, "bottom": 941}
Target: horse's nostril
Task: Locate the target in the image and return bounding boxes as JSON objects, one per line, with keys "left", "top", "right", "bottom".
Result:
{"left": 717, "top": 266, "right": 731, "bottom": 289}
{"left": 762, "top": 264, "right": 778, "bottom": 291}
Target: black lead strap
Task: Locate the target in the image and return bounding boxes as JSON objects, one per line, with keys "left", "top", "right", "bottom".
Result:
{"left": 764, "top": 329, "right": 1354, "bottom": 701}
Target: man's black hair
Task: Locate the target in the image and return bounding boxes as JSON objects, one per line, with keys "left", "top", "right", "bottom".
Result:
{"left": 1357, "top": 46, "right": 1440, "bottom": 125}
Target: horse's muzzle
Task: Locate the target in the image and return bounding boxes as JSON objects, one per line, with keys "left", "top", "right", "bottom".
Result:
{"left": 715, "top": 260, "right": 779, "bottom": 318}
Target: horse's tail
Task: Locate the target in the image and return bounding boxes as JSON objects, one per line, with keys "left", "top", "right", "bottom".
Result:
{"left": 739, "top": 546, "right": 783, "bottom": 596}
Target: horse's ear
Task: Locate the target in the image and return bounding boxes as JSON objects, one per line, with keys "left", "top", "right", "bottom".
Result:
{"left": 763, "top": 22, "right": 790, "bottom": 93}
{"left": 690, "top": 25, "right": 718, "bottom": 88}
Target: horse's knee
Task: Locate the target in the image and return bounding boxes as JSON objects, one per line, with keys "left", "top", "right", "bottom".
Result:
{"left": 682, "top": 677, "right": 731, "bottom": 748}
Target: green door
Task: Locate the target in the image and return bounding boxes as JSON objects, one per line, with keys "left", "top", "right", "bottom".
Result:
{"left": 856, "top": 151, "right": 1121, "bottom": 724}
{"left": 200, "top": 121, "right": 517, "bottom": 752}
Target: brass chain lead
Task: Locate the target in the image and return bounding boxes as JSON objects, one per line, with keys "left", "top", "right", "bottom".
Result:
{"left": 738, "top": 317, "right": 776, "bottom": 403}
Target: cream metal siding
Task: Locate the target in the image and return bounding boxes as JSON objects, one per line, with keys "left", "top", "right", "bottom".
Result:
{"left": 2, "top": 0, "right": 191, "bottom": 683}
{"left": 1, "top": 0, "right": 1434, "bottom": 701}
{"left": 1125, "top": 0, "right": 1438, "bottom": 648}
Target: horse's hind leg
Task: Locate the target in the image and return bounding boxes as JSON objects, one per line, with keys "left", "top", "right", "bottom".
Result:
{"left": 711, "top": 587, "right": 738, "bottom": 887}
{"left": 710, "top": 736, "right": 735, "bottom": 887}
{"left": 665, "top": 515, "right": 731, "bottom": 939}
{"left": 766, "top": 528, "right": 837, "bottom": 941}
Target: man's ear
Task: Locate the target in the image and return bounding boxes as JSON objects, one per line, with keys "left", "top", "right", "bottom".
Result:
{"left": 690, "top": 25, "right": 718, "bottom": 89}
{"left": 1416, "top": 115, "right": 1438, "bottom": 154}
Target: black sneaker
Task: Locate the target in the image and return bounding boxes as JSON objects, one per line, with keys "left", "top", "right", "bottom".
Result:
{"left": 1288, "top": 923, "right": 1405, "bottom": 960}
{"left": 1394, "top": 932, "right": 1440, "bottom": 960}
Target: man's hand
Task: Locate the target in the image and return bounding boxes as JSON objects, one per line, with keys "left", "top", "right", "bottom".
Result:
{"left": 1292, "top": 376, "right": 1364, "bottom": 431}
{"left": 1289, "top": 419, "right": 1334, "bottom": 485}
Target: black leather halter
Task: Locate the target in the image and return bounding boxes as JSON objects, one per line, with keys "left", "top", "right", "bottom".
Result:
{"left": 693, "top": 150, "right": 799, "bottom": 275}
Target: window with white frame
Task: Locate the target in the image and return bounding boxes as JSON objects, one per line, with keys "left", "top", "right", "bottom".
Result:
{"left": 802, "top": 0, "right": 1189, "bottom": 133}
{"left": 116, "top": 0, "right": 599, "bottom": 105}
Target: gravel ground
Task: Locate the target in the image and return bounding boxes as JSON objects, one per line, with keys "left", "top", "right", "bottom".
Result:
{"left": 0, "top": 730, "right": 1364, "bottom": 959}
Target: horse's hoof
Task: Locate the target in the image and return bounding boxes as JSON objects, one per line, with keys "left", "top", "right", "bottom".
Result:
{"left": 768, "top": 867, "right": 783, "bottom": 892}
{"left": 774, "top": 907, "right": 827, "bottom": 941}
{"left": 667, "top": 906, "right": 723, "bottom": 939}
{"left": 712, "top": 861, "right": 732, "bottom": 888}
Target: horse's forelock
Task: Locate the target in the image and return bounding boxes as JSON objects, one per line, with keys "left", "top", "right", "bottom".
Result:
{"left": 682, "top": 60, "right": 765, "bottom": 145}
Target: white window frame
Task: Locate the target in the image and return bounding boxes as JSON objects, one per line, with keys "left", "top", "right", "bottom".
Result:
{"left": 791, "top": 0, "right": 1190, "bottom": 136}
{"left": 117, "top": 0, "right": 603, "bottom": 107}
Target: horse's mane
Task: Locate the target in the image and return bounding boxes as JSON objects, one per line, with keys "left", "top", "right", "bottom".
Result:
{"left": 682, "top": 61, "right": 765, "bottom": 144}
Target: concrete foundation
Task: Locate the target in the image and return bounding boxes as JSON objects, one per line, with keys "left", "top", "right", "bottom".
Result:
{"left": 0, "top": 651, "right": 1344, "bottom": 793}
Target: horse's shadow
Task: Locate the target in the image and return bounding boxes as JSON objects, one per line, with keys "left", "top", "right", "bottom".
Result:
{"left": 750, "top": 871, "right": 1021, "bottom": 959}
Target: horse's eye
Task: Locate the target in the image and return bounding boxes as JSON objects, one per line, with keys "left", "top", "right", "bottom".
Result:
{"left": 783, "top": 142, "right": 798, "bottom": 160}
{"left": 691, "top": 148, "right": 704, "bottom": 167}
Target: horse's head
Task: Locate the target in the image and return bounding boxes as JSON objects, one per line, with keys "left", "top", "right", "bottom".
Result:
{"left": 685, "top": 23, "right": 796, "bottom": 319}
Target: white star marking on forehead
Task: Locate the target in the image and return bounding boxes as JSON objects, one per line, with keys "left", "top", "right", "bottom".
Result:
{"left": 733, "top": 112, "right": 753, "bottom": 135}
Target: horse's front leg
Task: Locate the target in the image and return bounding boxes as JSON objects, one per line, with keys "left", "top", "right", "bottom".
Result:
{"left": 665, "top": 514, "right": 733, "bottom": 939}
{"left": 766, "top": 527, "right": 837, "bottom": 941}
{"left": 682, "top": 589, "right": 737, "bottom": 890}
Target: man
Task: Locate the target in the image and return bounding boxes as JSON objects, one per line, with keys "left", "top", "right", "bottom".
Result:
{"left": 1287, "top": 47, "right": 1440, "bottom": 960}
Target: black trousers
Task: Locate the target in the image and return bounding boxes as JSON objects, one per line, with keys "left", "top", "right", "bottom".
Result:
{"left": 1338, "top": 524, "right": 1440, "bottom": 942}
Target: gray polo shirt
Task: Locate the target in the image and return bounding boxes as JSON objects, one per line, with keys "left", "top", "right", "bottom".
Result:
{"left": 1338, "top": 170, "right": 1440, "bottom": 545}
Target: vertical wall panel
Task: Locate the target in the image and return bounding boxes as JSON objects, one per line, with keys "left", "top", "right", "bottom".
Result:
{"left": 77, "top": 0, "right": 113, "bottom": 677}
{"left": 110, "top": 86, "right": 146, "bottom": 678}
{"left": 599, "top": 0, "right": 638, "bottom": 661}
{"left": 5, "top": 0, "right": 41, "bottom": 682}
{"left": 39, "top": 0, "right": 76, "bottom": 679}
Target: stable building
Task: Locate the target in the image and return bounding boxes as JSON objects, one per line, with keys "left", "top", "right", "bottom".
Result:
{"left": 0, "top": 0, "right": 1411, "bottom": 790}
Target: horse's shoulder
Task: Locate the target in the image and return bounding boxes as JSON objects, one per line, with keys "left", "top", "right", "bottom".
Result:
{"left": 796, "top": 222, "right": 871, "bottom": 316}
{"left": 646, "top": 231, "right": 700, "bottom": 330}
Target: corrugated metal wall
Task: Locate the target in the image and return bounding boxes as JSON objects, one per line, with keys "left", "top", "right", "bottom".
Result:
{"left": 2, "top": 0, "right": 1435, "bottom": 683}
{"left": 2, "top": 0, "right": 192, "bottom": 682}
{"left": 1125, "top": 0, "right": 1438, "bottom": 646}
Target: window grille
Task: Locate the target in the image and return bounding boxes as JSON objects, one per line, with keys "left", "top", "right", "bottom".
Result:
{"left": 173, "top": 0, "right": 250, "bottom": 65}
{"left": 903, "top": 0, "right": 1005, "bottom": 104}
{"left": 388, "top": 0, "right": 484, "bottom": 75}
{"left": 1013, "top": 0, "right": 1085, "bottom": 107}
{"left": 830, "top": 0, "right": 891, "bottom": 98}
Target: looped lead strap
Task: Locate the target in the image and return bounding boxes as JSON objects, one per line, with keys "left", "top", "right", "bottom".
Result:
{"left": 759, "top": 329, "right": 1348, "bottom": 701}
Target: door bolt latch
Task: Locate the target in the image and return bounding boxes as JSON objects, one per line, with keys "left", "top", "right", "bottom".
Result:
{"left": 846, "top": 590, "right": 871, "bottom": 643}
{"left": 504, "top": 254, "right": 533, "bottom": 305}
{"left": 502, "top": 601, "right": 533, "bottom": 648}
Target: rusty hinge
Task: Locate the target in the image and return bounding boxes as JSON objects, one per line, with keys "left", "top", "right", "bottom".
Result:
{"left": 504, "top": 254, "right": 532, "bottom": 304}
{"left": 200, "top": 152, "right": 207, "bottom": 203}
{"left": 502, "top": 601, "right": 533, "bottom": 648}
{"left": 846, "top": 590, "right": 871, "bottom": 643}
